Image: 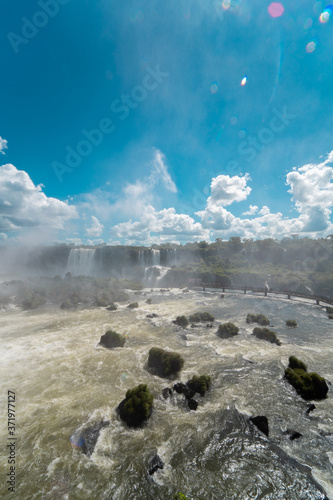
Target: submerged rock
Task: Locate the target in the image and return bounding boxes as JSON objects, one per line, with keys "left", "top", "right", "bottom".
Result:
{"left": 148, "top": 454, "right": 164, "bottom": 475}
{"left": 306, "top": 403, "right": 316, "bottom": 414}
{"left": 70, "top": 421, "right": 109, "bottom": 457}
{"left": 99, "top": 330, "right": 125, "bottom": 349}
{"left": 283, "top": 429, "right": 303, "bottom": 441}
{"left": 187, "top": 398, "right": 198, "bottom": 411}
{"left": 250, "top": 415, "right": 269, "bottom": 437}
{"left": 162, "top": 387, "right": 172, "bottom": 399}
{"left": 146, "top": 313, "right": 158, "bottom": 318}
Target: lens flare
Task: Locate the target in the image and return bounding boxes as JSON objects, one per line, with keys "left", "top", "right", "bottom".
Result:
{"left": 306, "top": 41, "right": 316, "bottom": 53}
{"left": 268, "top": 3, "right": 285, "bottom": 18}
{"left": 230, "top": 116, "right": 238, "bottom": 125}
{"left": 241, "top": 76, "right": 247, "bottom": 86}
{"left": 319, "top": 9, "right": 331, "bottom": 22}
{"left": 222, "top": 0, "right": 231, "bottom": 10}
{"left": 210, "top": 83, "right": 218, "bottom": 94}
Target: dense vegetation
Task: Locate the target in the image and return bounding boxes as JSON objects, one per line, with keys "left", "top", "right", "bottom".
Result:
{"left": 189, "top": 312, "right": 215, "bottom": 323}
{"left": 217, "top": 322, "right": 239, "bottom": 339}
{"left": 252, "top": 327, "right": 281, "bottom": 345}
{"left": 148, "top": 347, "right": 184, "bottom": 377}
{"left": 156, "top": 237, "right": 333, "bottom": 297}
{"left": 246, "top": 313, "right": 270, "bottom": 326}
{"left": 117, "top": 384, "right": 153, "bottom": 428}
{"left": 284, "top": 356, "right": 328, "bottom": 400}
{"left": 186, "top": 375, "right": 211, "bottom": 396}
{"left": 174, "top": 316, "right": 189, "bottom": 328}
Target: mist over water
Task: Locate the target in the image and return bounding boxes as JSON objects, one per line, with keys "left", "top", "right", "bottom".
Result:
{"left": 1, "top": 289, "right": 332, "bottom": 499}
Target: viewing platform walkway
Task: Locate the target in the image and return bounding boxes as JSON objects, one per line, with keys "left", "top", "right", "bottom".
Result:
{"left": 188, "top": 281, "right": 333, "bottom": 307}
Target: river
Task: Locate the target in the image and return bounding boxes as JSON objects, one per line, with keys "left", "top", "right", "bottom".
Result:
{"left": 0, "top": 289, "right": 332, "bottom": 499}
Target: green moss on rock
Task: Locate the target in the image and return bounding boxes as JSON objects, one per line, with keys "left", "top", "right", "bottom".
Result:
{"left": 288, "top": 355, "right": 307, "bottom": 371}
{"left": 189, "top": 312, "right": 215, "bottom": 323}
{"left": 252, "top": 327, "right": 281, "bottom": 345}
{"left": 286, "top": 319, "right": 297, "bottom": 327}
{"left": 117, "top": 384, "right": 153, "bottom": 428}
{"left": 128, "top": 302, "right": 139, "bottom": 309}
{"left": 174, "top": 494, "right": 188, "bottom": 500}
{"left": 174, "top": 315, "right": 189, "bottom": 328}
{"left": 148, "top": 347, "right": 184, "bottom": 377}
{"left": 284, "top": 356, "right": 328, "bottom": 400}
{"left": 186, "top": 375, "right": 211, "bottom": 396}
{"left": 106, "top": 303, "right": 117, "bottom": 311}
{"left": 246, "top": 313, "right": 270, "bottom": 326}
{"left": 217, "top": 322, "right": 239, "bottom": 339}
{"left": 99, "top": 330, "right": 125, "bottom": 348}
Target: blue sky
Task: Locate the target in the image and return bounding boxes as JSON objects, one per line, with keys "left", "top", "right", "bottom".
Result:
{"left": 1, "top": 0, "right": 333, "bottom": 245}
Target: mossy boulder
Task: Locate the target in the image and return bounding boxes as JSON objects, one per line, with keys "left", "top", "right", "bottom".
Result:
{"left": 99, "top": 330, "right": 125, "bottom": 348}
{"left": 286, "top": 319, "right": 297, "bottom": 327}
{"left": 252, "top": 327, "right": 281, "bottom": 345}
{"left": 189, "top": 312, "right": 214, "bottom": 323}
{"left": 21, "top": 293, "right": 46, "bottom": 310}
{"left": 326, "top": 306, "right": 333, "bottom": 314}
{"left": 128, "top": 302, "right": 139, "bottom": 309}
{"left": 186, "top": 375, "right": 211, "bottom": 396}
{"left": 217, "top": 322, "right": 239, "bottom": 339}
{"left": 246, "top": 313, "right": 270, "bottom": 326}
{"left": 174, "top": 494, "right": 188, "bottom": 500}
{"left": 60, "top": 300, "right": 76, "bottom": 310}
{"left": 174, "top": 315, "right": 189, "bottom": 328}
{"left": 288, "top": 355, "right": 307, "bottom": 371}
{"left": 148, "top": 347, "right": 184, "bottom": 377}
{"left": 284, "top": 356, "right": 328, "bottom": 400}
{"left": 106, "top": 302, "right": 117, "bottom": 311}
{"left": 328, "top": 315, "right": 333, "bottom": 320}
{"left": 117, "top": 384, "right": 153, "bottom": 428}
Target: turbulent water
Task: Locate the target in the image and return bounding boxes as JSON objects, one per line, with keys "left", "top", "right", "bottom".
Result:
{"left": 1, "top": 289, "right": 332, "bottom": 499}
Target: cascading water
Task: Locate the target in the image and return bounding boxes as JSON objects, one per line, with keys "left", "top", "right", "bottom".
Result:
{"left": 66, "top": 248, "right": 96, "bottom": 276}
{"left": 151, "top": 249, "right": 160, "bottom": 266}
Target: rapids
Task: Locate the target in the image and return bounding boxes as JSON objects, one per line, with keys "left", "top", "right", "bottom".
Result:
{"left": 0, "top": 289, "right": 332, "bottom": 499}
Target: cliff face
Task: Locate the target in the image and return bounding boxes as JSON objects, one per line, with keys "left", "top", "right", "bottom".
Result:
{"left": 0, "top": 238, "right": 332, "bottom": 297}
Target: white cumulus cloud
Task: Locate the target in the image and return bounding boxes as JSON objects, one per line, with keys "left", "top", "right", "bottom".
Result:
{"left": 0, "top": 137, "right": 8, "bottom": 155}
{"left": 0, "top": 164, "right": 78, "bottom": 237}
{"left": 86, "top": 216, "right": 104, "bottom": 237}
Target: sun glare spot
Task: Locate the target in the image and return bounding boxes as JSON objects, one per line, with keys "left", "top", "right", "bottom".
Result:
{"left": 268, "top": 2, "right": 285, "bottom": 18}
{"left": 241, "top": 76, "right": 247, "bottom": 86}
{"left": 222, "top": 0, "right": 231, "bottom": 10}
{"left": 306, "top": 41, "right": 316, "bottom": 53}
{"left": 210, "top": 83, "right": 218, "bottom": 94}
{"left": 319, "top": 9, "right": 331, "bottom": 23}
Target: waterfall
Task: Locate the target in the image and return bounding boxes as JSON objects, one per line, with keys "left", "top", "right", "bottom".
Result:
{"left": 166, "top": 248, "right": 177, "bottom": 266}
{"left": 151, "top": 249, "right": 160, "bottom": 266}
{"left": 139, "top": 251, "right": 145, "bottom": 267}
{"left": 66, "top": 248, "right": 96, "bottom": 276}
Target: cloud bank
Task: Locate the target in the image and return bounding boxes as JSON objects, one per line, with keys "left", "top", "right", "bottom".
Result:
{"left": 1, "top": 150, "right": 332, "bottom": 245}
